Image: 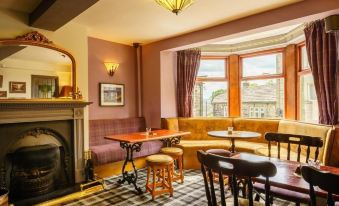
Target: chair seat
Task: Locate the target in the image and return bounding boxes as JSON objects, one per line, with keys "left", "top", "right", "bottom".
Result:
{"left": 253, "top": 182, "right": 310, "bottom": 203}
{"left": 255, "top": 146, "right": 308, "bottom": 162}
{"left": 146, "top": 154, "right": 173, "bottom": 165}
{"left": 238, "top": 197, "right": 264, "bottom": 206}
{"left": 206, "top": 149, "right": 233, "bottom": 157}
{"left": 161, "top": 147, "right": 183, "bottom": 156}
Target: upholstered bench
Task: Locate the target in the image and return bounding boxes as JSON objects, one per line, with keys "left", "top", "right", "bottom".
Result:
{"left": 161, "top": 117, "right": 334, "bottom": 169}
{"left": 89, "top": 117, "right": 163, "bottom": 166}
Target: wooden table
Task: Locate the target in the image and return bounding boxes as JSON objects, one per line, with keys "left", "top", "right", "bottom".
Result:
{"left": 233, "top": 153, "right": 339, "bottom": 199}
{"left": 208, "top": 131, "right": 261, "bottom": 153}
{"left": 105, "top": 129, "right": 190, "bottom": 194}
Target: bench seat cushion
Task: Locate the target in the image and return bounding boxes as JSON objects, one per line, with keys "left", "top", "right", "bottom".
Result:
{"left": 175, "top": 140, "right": 266, "bottom": 169}
{"left": 91, "top": 141, "right": 163, "bottom": 165}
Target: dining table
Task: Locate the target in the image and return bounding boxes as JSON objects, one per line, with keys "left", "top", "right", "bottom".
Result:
{"left": 233, "top": 153, "right": 339, "bottom": 200}
{"left": 105, "top": 129, "right": 190, "bottom": 194}
{"left": 208, "top": 131, "right": 261, "bottom": 153}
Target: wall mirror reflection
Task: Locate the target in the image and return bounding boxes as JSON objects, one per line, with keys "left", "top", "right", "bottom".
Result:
{"left": 0, "top": 44, "right": 73, "bottom": 99}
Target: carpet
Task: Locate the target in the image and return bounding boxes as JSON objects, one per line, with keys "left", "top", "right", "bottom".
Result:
{"left": 63, "top": 169, "right": 293, "bottom": 206}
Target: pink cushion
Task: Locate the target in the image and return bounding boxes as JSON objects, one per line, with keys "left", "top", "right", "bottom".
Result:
{"left": 253, "top": 182, "right": 310, "bottom": 203}
{"left": 91, "top": 141, "right": 163, "bottom": 165}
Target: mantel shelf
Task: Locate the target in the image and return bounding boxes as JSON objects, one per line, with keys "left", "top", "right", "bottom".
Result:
{"left": 0, "top": 99, "right": 92, "bottom": 110}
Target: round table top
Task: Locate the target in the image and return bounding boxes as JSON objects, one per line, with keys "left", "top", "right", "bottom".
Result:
{"left": 207, "top": 130, "right": 261, "bottom": 139}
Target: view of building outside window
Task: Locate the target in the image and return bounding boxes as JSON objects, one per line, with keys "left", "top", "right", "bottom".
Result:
{"left": 241, "top": 53, "right": 284, "bottom": 118}
{"left": 241, "top": 79, "right": 284, "bottom": 118}
{"left": 193, "top": 59, "right": 228, "bottom": 117}
{"left": 299, "top": 45, "right": 319, "bottom": 123}
{"left": 193, "top": 82, "right": 228, "bottom": 117}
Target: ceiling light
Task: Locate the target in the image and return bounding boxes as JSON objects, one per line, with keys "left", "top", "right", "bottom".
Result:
{"left": 155, "top": 0, "right": 194, "bottom": 15}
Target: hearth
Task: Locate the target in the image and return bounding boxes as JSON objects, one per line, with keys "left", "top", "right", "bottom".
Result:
{"left": 0, "top": 100, "right": 90, "bottom": 205}
{"left": 9, "top": 144, "right": 62, "bottom": 200}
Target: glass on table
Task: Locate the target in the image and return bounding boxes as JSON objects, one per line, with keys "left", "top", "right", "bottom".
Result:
{"left": 146, "top": 128, "right": 152, "bottom": 136}
{"left": 227, "top": 127, "right": 233, "bottom": 134}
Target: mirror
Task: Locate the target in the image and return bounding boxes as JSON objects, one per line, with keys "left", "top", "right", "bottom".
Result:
{"left": 0, "top": 31, "right": 76, "bottom": 100}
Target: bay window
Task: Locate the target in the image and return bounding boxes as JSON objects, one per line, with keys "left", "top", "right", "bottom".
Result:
{"left": 298, "top": 45, "right": 318, "bottom": 123}
{"left": 193, "top": 58, "right": 228, "bottom": 117}
{"left": 240, "top": 52, "right": 285, "bottom": 118}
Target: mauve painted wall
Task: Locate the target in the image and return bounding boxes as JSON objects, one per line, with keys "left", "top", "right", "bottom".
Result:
{"left": 88, "top": 37, "right": 137, "bottom": 120}
{"left": 142, "top": 0, "right": 339, "bottom": 127}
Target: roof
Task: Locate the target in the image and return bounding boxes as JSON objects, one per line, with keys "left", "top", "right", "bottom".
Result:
{"left": 212, "top": 84, "right": 280, "bottom": 104}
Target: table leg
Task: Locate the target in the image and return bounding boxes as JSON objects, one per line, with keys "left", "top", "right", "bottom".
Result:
{"left": 161, "top": 136, "right": 181, "bottom": 147}
{"left": 118, "top": 142, "right": 143, "bottom": 194}
{"left": 230, "top": 138, "right": 235, "bottom": 153}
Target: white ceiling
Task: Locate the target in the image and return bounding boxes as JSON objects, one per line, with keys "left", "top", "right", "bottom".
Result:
{"left": 0, "top": 0, "right": 41, "bottom": 13}
{"left": 0, "top": 0, "right": 303, "bottom": 45}
{"left": 73, "top": 0, "right": 302, "bottom": 45}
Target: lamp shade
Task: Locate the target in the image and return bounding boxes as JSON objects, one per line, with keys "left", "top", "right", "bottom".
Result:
{"left": 324, "top": 15, "right": 339, "bottom": 33}
{"left": 59, "top": 86, "right": 73, "bottom": 98}
{"left": 104, "top": 62, "right": 119, "bottom": 76}
{"left": 155, "top": 0, "right": 194, "bottom": 15}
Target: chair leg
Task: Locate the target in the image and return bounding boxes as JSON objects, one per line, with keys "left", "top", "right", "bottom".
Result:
{"left": 254, "top": 193, "right": 260, "bottom": 202}
{"left": 146, "top": 167, "right": 150, "bottom": 191}
{"left": 152, "top": 167, "right": 156, "bottom": 200}
{"left": 179, "top": 155, "right": 184, "bottom": 183}
{"left": 168, "top": 164, "right": 173, "bottom": 197}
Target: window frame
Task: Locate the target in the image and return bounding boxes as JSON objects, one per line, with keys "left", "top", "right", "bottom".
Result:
{"left": 193, "top": 56, "right": 229, "bottom": 117}
{"left": 297, "top": 42, "right": 317, "bottom": 122}
{"left": 239, "top": 48, "right": 286, "bottom": 118}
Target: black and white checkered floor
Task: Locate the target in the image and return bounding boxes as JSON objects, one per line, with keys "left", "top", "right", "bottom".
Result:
{"left": 63, "top": 170, "right": 293, "bottom": 206}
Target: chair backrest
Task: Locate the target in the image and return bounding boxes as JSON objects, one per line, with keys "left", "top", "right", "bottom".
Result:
{"left": 265, "top": 132, "right": 323, "bottom": 162}
{"left": 197, "top": 150, "right": 277, "bottom": 206}
{"left": 301, "top": 166, "right": 339, "bottom": 206}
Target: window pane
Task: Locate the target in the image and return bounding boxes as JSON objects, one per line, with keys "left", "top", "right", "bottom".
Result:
{"left": 242, "top": 53, "right": 283, "bottom": 77}
{"left": 193, "top": 82, "right": 228, "bottom": 117}
{"left": 241, "top": 78, "right": 284, "bottom": 118}
{"left": 300, "top": 73, "right": 319, "bottom": 123}
{"left": 301, "top": 46, "right": 310, "bottom": 70}
{"left": 197, "top": 59, "right": 226, "bottom": 78}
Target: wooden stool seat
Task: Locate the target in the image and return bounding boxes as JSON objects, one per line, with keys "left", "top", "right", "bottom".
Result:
{"left": 161, "top": 147, "right": 184, "bottom": 183}
{"left": 145, "top": 154, "right": 174, "bottom": 200}
{"left": 146, "top": 154, "right": 173, "bottom": 165}
{"left": 160, "top": 147, "right": 183, "bottom": 156}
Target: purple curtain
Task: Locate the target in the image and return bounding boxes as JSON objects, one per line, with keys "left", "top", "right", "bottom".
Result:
{"left": 177, "top": 49, "right": 201, "bottom": 117}
{"left": 304, "top": 20, "right": 338, "bottom": 125}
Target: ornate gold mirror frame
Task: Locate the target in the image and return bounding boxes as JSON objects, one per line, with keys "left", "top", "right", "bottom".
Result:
{"left": 0, "top": 31, "right": 77, "bottom": 99}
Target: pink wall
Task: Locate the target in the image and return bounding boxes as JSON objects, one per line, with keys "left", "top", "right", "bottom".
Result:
{"left": 88, "top": 37, "right": 137, "bottom": 120}
{"left": 141, "top": 0, "right": 339, "bottom": 127}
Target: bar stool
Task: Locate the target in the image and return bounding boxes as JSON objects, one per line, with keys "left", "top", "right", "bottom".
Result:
{"left": 145, "top": 154, "right": 174, "bottom": 200}
{"left": 160, "top": 147, "right": 184, "bottom": 183}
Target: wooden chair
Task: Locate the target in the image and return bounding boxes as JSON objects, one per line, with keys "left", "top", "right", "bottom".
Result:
{"left": 254, "top": 132, "right": 324, "bottom": 205}
{"left": 301, "top": 166, "right": 339, "bottom": 206}
{"left": 197, "top": 150, "right": 277, "bottom": 206}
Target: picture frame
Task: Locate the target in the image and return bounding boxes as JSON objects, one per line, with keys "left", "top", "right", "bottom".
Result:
{"left": 9, "top": 81, "right": 26, "bottom": 93}
{"left": 0, "top": 75, "right": 3, "bottom": 88}
{"left": 99, "top": 83, "right": 124, "bottom": 106}
{"left": 0, "top": 91, "right": 7, "bottom": 98}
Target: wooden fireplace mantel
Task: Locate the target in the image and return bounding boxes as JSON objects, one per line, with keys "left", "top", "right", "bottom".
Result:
{"left": 0, "top": 99, "right": 92, "bottom": 110}
{"left": 0, "top": 99, "right": 92, "bottom": 184}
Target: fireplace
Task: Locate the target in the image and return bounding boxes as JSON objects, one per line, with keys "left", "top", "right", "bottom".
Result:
{"left": 0, "top": 100, "right": 90, "bottom": 205}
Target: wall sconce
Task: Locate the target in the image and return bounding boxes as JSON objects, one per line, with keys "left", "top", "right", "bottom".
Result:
{"left": 104, "top": 62, "right": 119, "bottom": 76}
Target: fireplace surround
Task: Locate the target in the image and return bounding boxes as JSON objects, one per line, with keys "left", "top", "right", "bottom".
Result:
{"left": 0, "top": 100, "right": 90, "bottom": 205}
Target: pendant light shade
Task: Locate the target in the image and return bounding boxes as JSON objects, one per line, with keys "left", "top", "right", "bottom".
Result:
{"left": 324, "top": 15, "right": 339, "bottom": 33}
{"left": 155, "top": 0, "right": 194, "bottom": 15}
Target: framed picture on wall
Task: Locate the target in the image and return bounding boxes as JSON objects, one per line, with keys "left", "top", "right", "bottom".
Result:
{"left": 0, "top": 91, "right": 7, "bottom": 98}
{"left": 9, "top": 81, "right": 26, "bottom": 93}
{"left": 0, "top": 75, "right": 3, "bottom": 88}
{"left": 99, "top": 83, "right": 124, "bottom": 106}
